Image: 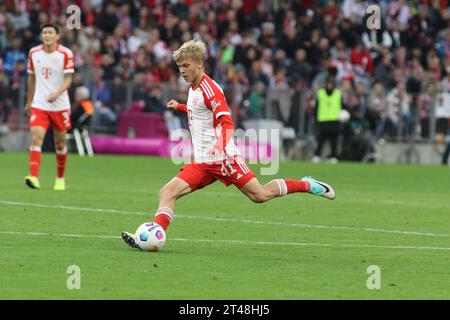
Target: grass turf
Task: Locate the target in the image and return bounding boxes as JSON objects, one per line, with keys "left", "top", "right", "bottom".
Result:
{"left": 0, "top": 152, "right": 449, "bottom": 299}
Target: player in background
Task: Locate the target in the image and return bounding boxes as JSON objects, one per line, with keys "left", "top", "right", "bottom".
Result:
{"left": 24, "top": 24, "right": 74, "bottom": 190}
{"left": 122, "top": 40, "right": 336, "bottom": 249}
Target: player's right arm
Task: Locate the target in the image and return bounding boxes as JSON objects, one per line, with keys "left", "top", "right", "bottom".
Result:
{"left": 25, "top": 74, "right": 35, "bottom": 116}
{"left": 167, "top": 99, "right": 187, "bottom": 113}
{"left": 25, "top": 49, "right": 36, "bottom": 116}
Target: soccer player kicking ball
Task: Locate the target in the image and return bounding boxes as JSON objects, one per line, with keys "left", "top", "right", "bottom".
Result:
{"left": 122, "top": 40, "right": 335, "bottom": 249}
{"left": 24, "top": 24, "right": 74, "bottom": 190}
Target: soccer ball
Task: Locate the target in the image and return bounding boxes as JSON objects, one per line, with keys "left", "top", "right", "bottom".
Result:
{"left": 135, "top": 222, "right": 166, "bottom": 252}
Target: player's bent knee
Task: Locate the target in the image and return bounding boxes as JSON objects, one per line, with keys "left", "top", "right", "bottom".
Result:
{"left": 159, "top": 186, "right": 180, "bottom": 202}
{"left": 31, "top": 133, "right": 45, "bottom": 146}
{"left": 55, "top": 143, "right": 65, "bottom": 151}
{"left": 31, "top": 138, "right": 43, "bottom": 146}
{"left": 31, "top": 140, "right": 44, "bottom": 147}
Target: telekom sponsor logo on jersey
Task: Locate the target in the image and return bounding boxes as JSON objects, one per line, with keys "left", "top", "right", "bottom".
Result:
{"left": 41, "top": 67, "right": 52, "bottom": 79}
{"left": 192, "top": 96, "right": 200, "bottom": 106}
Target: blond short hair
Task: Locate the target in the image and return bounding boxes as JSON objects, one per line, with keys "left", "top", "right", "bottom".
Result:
{"left": 173, "top": 39, "right": 206, "bottom": 63}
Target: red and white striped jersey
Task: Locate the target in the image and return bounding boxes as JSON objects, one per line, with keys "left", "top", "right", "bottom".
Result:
{"left": 186, "top": 74, "right": 240, "bottom": 163}
{"left": 27, "top": 44, "right": 74, "bottom": 111}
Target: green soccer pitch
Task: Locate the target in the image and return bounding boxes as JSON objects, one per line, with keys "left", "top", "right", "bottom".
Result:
{"left": 0, "top": 153, "right": 449, "bottom": 299}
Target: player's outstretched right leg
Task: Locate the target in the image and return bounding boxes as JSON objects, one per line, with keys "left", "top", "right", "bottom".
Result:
{"left": 121, "top": 232, "right": 142, "bottom": 251}
{"left": 25, "top": 175, "right": 40, "bottom": 189}
{"left": 301, "top": 176, "right": 336, "bottom": 200}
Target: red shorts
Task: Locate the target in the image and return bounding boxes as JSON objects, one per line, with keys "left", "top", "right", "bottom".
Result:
{"left": 30, "top": 108, "right": 71, "bottom": 132}
{"left": 177, "top": 155, "right": 256, "bottom": 190}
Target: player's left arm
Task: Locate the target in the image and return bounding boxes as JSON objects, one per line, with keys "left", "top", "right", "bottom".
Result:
{"left": 48, "top": 74, "right": 73, "bottom": 102}
{"left": 212, "top": 113, "right": 234, "bottom": 154}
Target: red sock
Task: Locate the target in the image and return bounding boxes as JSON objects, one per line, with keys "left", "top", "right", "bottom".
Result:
{"left": 275, "top": 179, "right": 310, "bottom": 196}
{"left": 285, "top": 179, "right": 310, "bottom": 193}
{"left": 154, "top": 207, "right": 174, "bottom": 231}
{"left": 56, "top": 147, "right": 67, "bottom": 178}
{"left": 29, "top": 146, "right": 42, "bottom": 177}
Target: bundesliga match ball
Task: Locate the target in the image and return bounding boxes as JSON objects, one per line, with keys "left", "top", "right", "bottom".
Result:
{"left": 135, "top": 222, "right": 166, "bottom": 252}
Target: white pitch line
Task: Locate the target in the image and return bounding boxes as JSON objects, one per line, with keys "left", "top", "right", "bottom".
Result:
{"left": 0, "top": 200, "right": 149, "bottom": 216}
{"left": 0, "top": 199, "right": 449, "bottom": 238}
{"left": 1, "top": 230, "right": 449, "bottom": 252}
{"left": 110, "top": 189, "right": 450, "bottom": 209}
{"left": 178, "top": 215, "right": 450, "bottom": 237}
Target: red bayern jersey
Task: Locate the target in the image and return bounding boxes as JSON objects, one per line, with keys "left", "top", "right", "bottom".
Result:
{"left": 183, "top": 74, "right": 240, "bottom": 163}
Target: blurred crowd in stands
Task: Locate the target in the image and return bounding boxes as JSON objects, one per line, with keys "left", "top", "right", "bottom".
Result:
{"left": 0, "top": 0, "right": 450, "bottom": 152}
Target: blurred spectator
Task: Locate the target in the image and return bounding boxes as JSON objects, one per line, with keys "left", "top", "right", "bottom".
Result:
{"left": 246, "top": 81, "right": 265, "bottom": 119}
{"left": 341, "top": 111, "right": 373, "bottom": 161}
{"left": 417, "top": 82, "right": 436, "bottom": 139}
{"left": 78, "top": 26, "right": 101, "bottom": 56}
{"left": 322, "top": 0, "right": 340, "bottom": 20}
{"left": 3, "top": 37, "right": 25, "bottom": 77}
{"left": 425, "top": 50, "right": 443, "bottom": 81}
{"left": 131, "top": 72, "right": 147, "bottom": 108}
{"left": 407, "top": 57, "right": 424, "bottom": 93}
{"left": 289, "top": 49, "right": 313, "bottom": 87}
{"left": 312, "top": 77, "right": 342, "bottom": 163}
{"left": 80, "top": 1, "right": 97, "bottom": 27}
{"left": 91, "top": 74, "right": 118, "bottom": 132}
{"left": 127, "top": 28, "right": 145, "bottom": 55}
{"left": 386, "top": 81, "right": 413, "bottom": 139}
{"left": 341, "top": 79, "right": 355, "bottom": 106}
{"left": 273, "top": 49, "right": 290, "bottom": 74}
{"left": 250, "top": 2, "right": 269, "bottom": 29}
{"left": 248, "top": 60, "right": 270, "bottom": 87}
{"left": 373, "top": 53, "right": 396, "bottom": 89}
{"left": 109, "top": 74, "right": 127, "bottom": 114}
{"left": 339, "top": 18, "right": 359, "bottom": 48}
{"left": 98, "top": 2, "right": 119, "bottom": 34}
{"left": 152, "top": 58, "right": 173, "bottom": 83}
{"left": 342, "top": 0, "right": 367, "bottom": 21}
{"left": 386, "top": 0, "right": 412, "bottom": 31}
{"left": 144, "top": 85, "right": 165, "bottom": 114}
{"left": 435, "top": 30, "right": 450, "bottom": 61}
{"left": 350, "top": 42, "right": 374, "bottom": 75}
{"left": 8, "top": 3, "right": 30, "bottom": 32}
{"left": 228, "top": 63, "right": 249, "bottom": 122}
{"left": 71, "top": 86, "right": 94, "bottom": 130}
{"left": 436, "top": 67, "right": 450, "bottom": 136}
{"left": 392, "top": 19, "right": 411, "bottom": 49}
{"left": 260, "top": 48, "right": 274, "bottom": 80}
{"left": 333, "top": 50, "right": 355, "bottom": 83}
{"left": 366, "top": 82, "right": 387, "bottom": 140}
